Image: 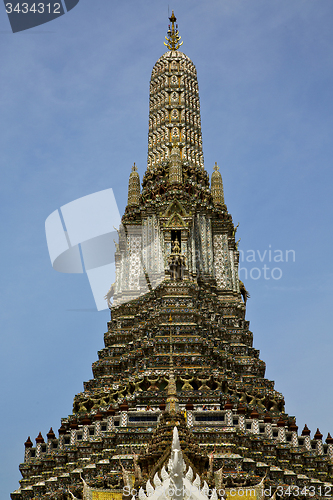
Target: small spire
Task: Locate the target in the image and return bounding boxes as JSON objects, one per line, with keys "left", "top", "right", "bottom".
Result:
{"left": 301, "top": 424, "right": 311, "bottom": 436}
{"left": 58, "top": 424, "right": 66, "bottom": 435}
{"left": 326, "top": 433, "right": 333, "bottom": 444}
{"left": 35, "top": 432, "right": 44, "bottom": 444}
{"left": 47, "top": 428, "right": 55, "bottom": 440}
{"left": 164, "top": 11, "right": 183, "bottom": 51}
{"left": 24, "top": 436, "right": 33, "bottom": 448}
{"left": 166, "top": 313, "right": 179, "bottom": 413}
{"left": 127, "top": 162, "right": 140, "bottom": 206}
{"left": 211, "top": 162, "right": 225, "bottom": 205}
{"left": 314, "top": 428, "right": 323, "bottom": 440}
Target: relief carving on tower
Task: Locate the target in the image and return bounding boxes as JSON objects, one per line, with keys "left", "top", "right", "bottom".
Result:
{"left": 163, "top": 199, "right": 188, "bottom": 218}
{"left": 213, "top": 233, "right": 232, "bottom": 289}
{"left": 165, "top": 213, "right": 186, "bottom": 229}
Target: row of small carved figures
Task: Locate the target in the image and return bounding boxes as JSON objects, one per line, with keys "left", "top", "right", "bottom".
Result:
{"left": 63, "top": 460, "right": 261, "bottom": 497}
{"left": 142, "top": 163, "right": 210, "bottom": 190}
{"left": 73, "top": 375, "right": 284, "bottom": 414}
{"left": 142, "top": 166, "right": 209, "bottom": 196}
{"left": 138, "top": 183, "right": 211, "bottom": 206}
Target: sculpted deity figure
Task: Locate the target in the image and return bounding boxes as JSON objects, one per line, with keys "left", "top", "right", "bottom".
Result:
{"left": 197, "top": 375, "right": 211, "bottom": 391}
{"left": 180, "top": 371, "right": 195, "bottom": 391}
{"left": 163, "top": 374, "right": 178, "bottom": 392}
{"left": 214, "top": 374, "right": 227, "bottom": 392}
{"left": 168, "top": 238, "right": 186, "bottom": 280}
{"left": 147, "top": 375, "right": 160, "bottom": 391}
{"left": 172, "top": 238, "right": 181, "bottom": 254}
{"left": 132, "top": 376, "right": 144, "bottom": 392}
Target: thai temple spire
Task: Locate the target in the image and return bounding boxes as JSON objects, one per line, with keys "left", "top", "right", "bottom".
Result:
{"left": 211, "top": 162, "right": 225, "bottom": 205}
{"left": 12, "top": 13, "right": 333, "bottom": 500}
{"left": 145, "top": 12, "right": 204, "bottom": 176}
{"left": 127, "top": 162, "right": 140, "bottom": 206}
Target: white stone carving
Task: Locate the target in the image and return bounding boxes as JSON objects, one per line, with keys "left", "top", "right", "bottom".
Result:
{"left": 139, "top": 426, "right": 225, "bottom": 500}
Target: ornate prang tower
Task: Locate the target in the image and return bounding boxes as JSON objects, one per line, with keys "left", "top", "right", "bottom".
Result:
{"left": 12, "top": 13, "right": 333, "bottom": 500}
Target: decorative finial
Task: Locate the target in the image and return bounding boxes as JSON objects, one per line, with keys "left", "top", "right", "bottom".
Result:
{"left": 127, "top": 162, "right": 140, "bottom": 206}
{"left": 164, "top": 11, "right": 183, "bottom": 51}
{"left": 211, "top": 162, "right": 225, "bottom": 205}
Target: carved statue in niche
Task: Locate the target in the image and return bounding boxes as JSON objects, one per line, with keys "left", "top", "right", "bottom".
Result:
{"left": 168, "top": 237, "right": 186, "bottom": 280}
{"left": 197, "top": 375, "right": 211, "bottom": 391}
{"left": 132, "top": 376, "right": 144, "bottom": 392}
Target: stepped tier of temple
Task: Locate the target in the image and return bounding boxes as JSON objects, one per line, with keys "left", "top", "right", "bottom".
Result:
{"left": 12, "top": 12, "right": 333, "bottom": 500}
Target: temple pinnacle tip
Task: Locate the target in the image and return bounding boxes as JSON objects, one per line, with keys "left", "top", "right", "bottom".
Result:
{"left": 164, "top": 10, "right": 183, "bottom": 50}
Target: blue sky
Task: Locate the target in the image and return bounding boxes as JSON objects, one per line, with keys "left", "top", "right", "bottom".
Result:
{"left": 1, "top": 0, "right": 333, "bottom": 497}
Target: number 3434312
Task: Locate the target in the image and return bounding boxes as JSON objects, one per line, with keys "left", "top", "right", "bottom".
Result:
{"left": 5, "top": 3, "right": 62, "bottom": 14}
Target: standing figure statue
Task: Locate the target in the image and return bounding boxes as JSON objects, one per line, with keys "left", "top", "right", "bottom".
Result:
{"left": 197, "top": 375, "right": 211, "bottom": 391}
{"left": 180, "top": 371, "right": 195, "bottom": 391}
{"left": 168, "top": 238, "right": 186, "bottom": 280}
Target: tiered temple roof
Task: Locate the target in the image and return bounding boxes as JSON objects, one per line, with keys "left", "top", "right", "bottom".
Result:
{"left": 11, "top": 12, "right": 333, "bottom": 500}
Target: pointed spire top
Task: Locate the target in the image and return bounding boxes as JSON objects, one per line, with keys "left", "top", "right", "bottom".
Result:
{"left": 24, "top": 436, "right": 33, "bottom": 448}
{"left": 314, "top": 428, "right": 323, "bottom": 440}
{"left": 169, "top": 10, "right": 177, "bottom": 23}
{"left": 35, "top": 432, "right": 44, "bottom": 444}
{"left": 213, "top": 161, "right": 220, "bottom": 172}
{"left": 326, "top": 433, "right": 333, "bottom": 444}
{"left": 128, "top": 162, "right": 140, "bottom": 206}
{"left": 47, "top": 427, "right": 55, "bottom": 440}
{"left": 302, "top": 424, "right": 311, "bottom": 436}
{"left": 171, "top": 426, "right": 181, "bottom": 451}
{"left": 164, "top": 11, "right": 183, "bottom": 51}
